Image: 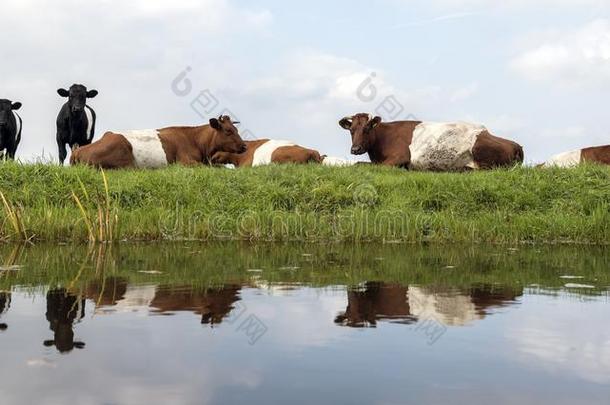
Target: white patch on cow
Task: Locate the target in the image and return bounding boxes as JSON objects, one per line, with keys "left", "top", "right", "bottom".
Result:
{"left": 96, "top": 285, "right": 158, "bottom": 315}
{"left": 118, "top": 130, "right": 168, "bottom": 169}
{"left": 84, "top": 106, "right": 94, "bottom": 140}
{"left": 252, "top": 140, "right": 296, "bottom": 167}
{"left": 408, "top": 286, "right": 482, "bottom": 327}
{"left": 322, "top": 156, "right": 359, "bottom": 167}
{"left": 409, "top": 122, "right": 486, "bottom": 171}
{"left": 544, "top": 150, "right": 582, "bottom": 168}
{"left": 12, "top": 111, "right": 21, "bottom": 136}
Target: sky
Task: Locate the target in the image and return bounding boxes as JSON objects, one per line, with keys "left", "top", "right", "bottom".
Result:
{"left": 1, "top": 0, "right": 609, "bottom": 163}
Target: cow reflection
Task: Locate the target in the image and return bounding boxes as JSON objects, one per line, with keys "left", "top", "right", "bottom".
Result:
{"left": 151, "top": 285, "right": 241, "bottom": 326}
{"left": 86, "top": 278, "right": 128, "bottom": 307}
{"left": 336, "top": 283, "right": 522, "bottom": 328}
{"left": 335, "top": 282, "right": 416, "bottom": 327}
{"left": 0, "top": 292, "right": 10, "bottom": 331}
{"left": 44, "top": 289, "right": 86, "bottom": 353}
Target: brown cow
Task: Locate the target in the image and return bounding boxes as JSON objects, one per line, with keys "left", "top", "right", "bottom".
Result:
{"left": 335, "top": 283, "right": 416, "bottom": 328}
{"left": 150, "top": 285, "right": 242, "bottom": 325}
{"left": 335, "top": 283, "right": 522, "bottom": 328}
{"left": 339, "top": 113, "right": 524, "bottom": 170}
{"left": 212, "top": 139, "right": 322, "bottom": 167}
{"left": 544, "top": 145, "right": 610, "bottom": 167}
{"left": 71, "top": 115, "right": 247, "bottom": 169}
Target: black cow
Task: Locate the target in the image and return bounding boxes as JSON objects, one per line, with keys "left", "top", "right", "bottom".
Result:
{"left": 0, "top": 99, "right": 22, "bottom": 160}
{"left": 0, "top": 292, "right": 10, "bottom": 331}
{"left": 56, "top": 84, "right": 98, "bottom": 165}
{"left": 43, "top": 289, "right": 86, "bottom": 353}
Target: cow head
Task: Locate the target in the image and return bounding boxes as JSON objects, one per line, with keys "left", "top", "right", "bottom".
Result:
{"left": 0, "top": 99, "right": 21, "bottom": 128}
{"left": 57, "top": 84, "right": 98, "bottom": 113}
{"left": 209, "top": 115, "right": 247, "bottom": 154}
{"left": 339, "top": 113, "right": 382, "bottom": 155}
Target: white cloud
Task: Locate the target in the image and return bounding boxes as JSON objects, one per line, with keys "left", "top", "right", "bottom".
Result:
{"left": 509, "top": 298, "right": 610, "bottom": 384}
{"left": 511, "top": 19, "right": 610, "bottom": 86}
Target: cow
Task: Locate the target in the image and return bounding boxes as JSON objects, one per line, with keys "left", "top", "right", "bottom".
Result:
{"left": 339, "top": 114, "right": 524, "bottom": 170}
{"left": 0, "top": 99, "right": 22, "bottom": 160}
{"left": 322, "top": 156, "right": 360, "bottom": 167}
{"left": 334, "top": 283, "right": 416, "bottom": 328}
{"left": 544, "top": 145, "right": 610, "bottom": 168}
{"left": 335, "top": 282, "right": 522, "bottom": 329}
{"left": 211, "top": 139, "right": 322, "bottom": 167}
{"left": 43, "top": 289, "right": 86, "bottom": 353}
{"left": 0, "top": 292, "right": 10, "bottom": 331}
{"left": 56, "top": 84, "right": 98, "bottom": 165}
{"left": 150, "top": 285, "right": 242, "bottom": 326}
{"left": 71, "top": 115, "right": 247, "bottom": 169}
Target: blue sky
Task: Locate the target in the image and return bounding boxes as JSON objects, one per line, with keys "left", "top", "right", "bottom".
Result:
{"left": 2, "top": 0, "right": 609, "bottom": 162}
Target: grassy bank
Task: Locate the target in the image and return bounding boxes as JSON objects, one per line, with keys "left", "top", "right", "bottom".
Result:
{"left": 0, "top": 162, "right": 608, "bottom": 244}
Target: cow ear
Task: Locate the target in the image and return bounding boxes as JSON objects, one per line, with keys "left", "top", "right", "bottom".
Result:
{"left": 43, "top": 340, "right": 55, "bottom": 347}
{"left": 339, "top": 117, "right": 353, "bottom": 130}
{"left": 11, "top": 102, "right": 22, "bottom": 111}
{"left": 57, "top": 88, "right": 70, "bottom": 97}
{"left": 86, "top": 90, "right": 98, "bottom": 98}
{"left": 209, "top": 118, "right": 221, "bottom": 130}
{"left": 369, "top": 116, "right": 382, "bottom": 129}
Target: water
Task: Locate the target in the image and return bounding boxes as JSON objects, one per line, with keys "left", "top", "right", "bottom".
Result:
{"left": 0, "top": 243, "right": 609, "bottom": 404}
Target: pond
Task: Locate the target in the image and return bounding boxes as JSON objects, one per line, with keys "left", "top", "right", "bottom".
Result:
{"left": 0, "top": 243, "right": 609, "bottom": 404}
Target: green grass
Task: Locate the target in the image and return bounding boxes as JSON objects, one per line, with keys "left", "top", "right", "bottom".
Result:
{"left": 0, "top": 162, "right": 608, "bottom": 244}
{"left": 1, "top": 242, "right": 608, "bottom": 295}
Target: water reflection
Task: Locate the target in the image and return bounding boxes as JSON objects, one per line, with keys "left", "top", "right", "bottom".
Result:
{"left": 335, "top": 283, "right": 523, "bottom": 328}
{"left": 335, "top": 283, "right": 415, "bottom": 327}
{"left": 0, "top": 291, "right": 9, "bottom": 331}
{"left": 86, "top": 279, "right": 243, "bottom": 326}
{"left": 0, "top": 243, "right": 608, "bottom": 404}
{"left": 44, "top": 289, "right": 86, "bottom": 353}
{"left": 151, "top": 285, "right": 242, "bottom": 325}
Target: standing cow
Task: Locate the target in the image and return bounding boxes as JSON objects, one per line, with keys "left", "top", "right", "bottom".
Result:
{"left": 339, "top": 114, "right": 524, "bottom": 170}
{"left": 71, "top": 115, "right": 247, "bottom": 169}
{"left": 56, "top": 84, "right": 98, "bottom": 165}
{"left": 0, "top": 99, "right": 22, "bottom": 160}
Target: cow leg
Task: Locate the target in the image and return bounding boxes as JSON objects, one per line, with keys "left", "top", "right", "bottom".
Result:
{"left": 6, "top": 145, "right": 17, "bottom": 160}
{"left": 57, "top": 140, "right": 68, "bottom": 166}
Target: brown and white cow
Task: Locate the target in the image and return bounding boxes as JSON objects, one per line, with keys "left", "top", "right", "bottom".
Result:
{"left": 211, "top": 139, "right": 322, "bottom": 167}
{"left": 339, "top": 114, "right": 524, "bottom": 170}
{"left": 544, "top": 145, "right": 610, "bottom": 168}
{"left": 71, "top": 116, "right": 247, "bottom": 169}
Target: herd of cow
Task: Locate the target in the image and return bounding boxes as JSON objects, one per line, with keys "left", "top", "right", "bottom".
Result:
{"left": 1, "top": 83, "right": 609, "bottom": 170}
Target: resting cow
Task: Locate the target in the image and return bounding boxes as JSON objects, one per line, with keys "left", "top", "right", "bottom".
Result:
{"left": 56, "top": 84, "right": 98, "bottom": 165}
{"left": 212, "top": 139, "right": 322, "bottom": 167}
{"left": 544, "top": 145, "right": 610, "bottom": 167}
{"left": 0, "top": 99, "right": 22, "bottom": 160}
{"left": 339, "top": 114, "right": 524, "bottom": 170}
{"left": 71, "top": 115, "right": 247, "bottom": 169}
